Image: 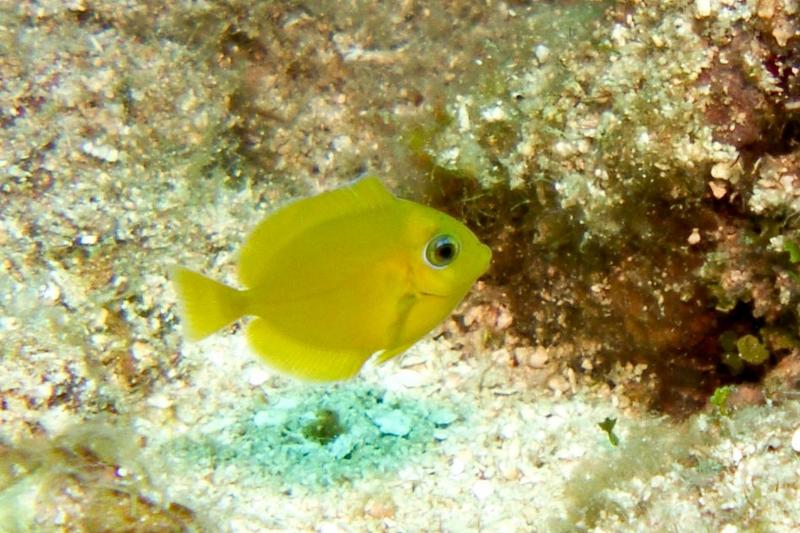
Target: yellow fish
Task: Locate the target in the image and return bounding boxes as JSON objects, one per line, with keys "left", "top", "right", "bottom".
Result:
{"left": 171, "top": 176, "right": 491, "bottom": 381}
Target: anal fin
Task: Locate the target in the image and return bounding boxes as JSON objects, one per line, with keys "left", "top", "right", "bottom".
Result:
{"left": 246, "top": 318, "right": 371, "bottom": 382}
{"left": 374, "top": 341, "right": 416, "bottom": 364}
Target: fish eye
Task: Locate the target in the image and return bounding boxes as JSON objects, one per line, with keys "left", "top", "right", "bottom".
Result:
{"left": 424, "top": 234, "right": 460, "bottom": 269}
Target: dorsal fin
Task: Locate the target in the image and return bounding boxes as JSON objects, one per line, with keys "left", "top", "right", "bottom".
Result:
{"left": 238, "top": 176, "right": 395, "bottom": 288}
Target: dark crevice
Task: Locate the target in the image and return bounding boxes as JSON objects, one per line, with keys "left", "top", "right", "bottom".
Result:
{"left": 411, "top": 157, "right": 796, "bottom": 417}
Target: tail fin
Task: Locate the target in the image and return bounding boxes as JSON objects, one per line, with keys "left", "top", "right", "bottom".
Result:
{"left": 170, "top": 266, "right": 246, "bottom": 341}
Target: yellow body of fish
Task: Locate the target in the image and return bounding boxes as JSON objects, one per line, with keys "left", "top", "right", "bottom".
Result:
{"left": 171, "top": 176, "right": 491, "bottom": 381}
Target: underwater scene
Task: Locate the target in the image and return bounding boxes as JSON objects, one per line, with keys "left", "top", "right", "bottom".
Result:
{"left": 2, "top": 0, "right": 800, "bottom": 531}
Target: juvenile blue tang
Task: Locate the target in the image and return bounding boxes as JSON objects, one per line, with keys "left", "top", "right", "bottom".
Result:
{"left": 172, "top": 176, "right": 491, "bottom": 381}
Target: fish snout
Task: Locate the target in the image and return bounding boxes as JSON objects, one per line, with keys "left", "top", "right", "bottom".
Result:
{"left": 478, "top": 243, "right": 492, "bottom": 274}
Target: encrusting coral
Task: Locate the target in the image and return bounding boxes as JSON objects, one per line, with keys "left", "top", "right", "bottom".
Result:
{"left": 412, "top": 0, "right": 800, "bottom": 414}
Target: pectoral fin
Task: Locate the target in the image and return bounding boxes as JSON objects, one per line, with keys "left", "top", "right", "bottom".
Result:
{"left": 375, "top": 292, "right": 418, "bottom": 364}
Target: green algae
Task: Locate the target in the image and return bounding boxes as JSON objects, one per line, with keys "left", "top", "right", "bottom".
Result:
{"left": 302, "top": 408, "right": 345, "bottom": 445}
{"left": 783, "top": 239, "right": 800, "bottom": 264}
{"left": 597, "top": 416, "right": 619, "bottom": 447}
{"left": 736, "top": 335, "right": 770, "bottom": 365}
{"left": 709, "top": 385, "right": 734, "bottom": 416}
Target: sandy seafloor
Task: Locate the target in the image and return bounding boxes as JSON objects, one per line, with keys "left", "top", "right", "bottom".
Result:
{"left": 2, "top": 1, "right": 800, "bottom": 532}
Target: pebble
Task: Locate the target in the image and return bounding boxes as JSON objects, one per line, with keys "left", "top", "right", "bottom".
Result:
{"left": 791, "top": 427, "right": 800, "bottom": 453}
{"left": 471, "top": 479, "right": 494, "bottom": 500}
{"left": 433, "top": 429, "right": 449, "bottom": 441}
{"left": 711, "top": 162, "right": 733, "bottom": 180}
{"left": 245, "top": 366, "right": 270, "bottom": 387}
{"left": 499, "top": 462, "right": 520, "bottom": 481}
{"left": 81, "top": 140, "right": 120, "bottom": 163}
{"left": 89, "top": 308, "right": 109, "bottom": 331}
{"left": 730, "top": 446, "right": 743, "bottom": 464}
{"left": 547, "top": 374, "right": 569, "bottom": 394}
{"left": 317, "top": 523, "right": 345, "bottom": 533}
{"left": 147, "top": 393, "right": 172, "bottom": 409}
{"left": 429, "top": 408, "right": 457, "bottom": 427}
{"left": 495, "top": 306, "right": 513, "bottom": 330}
{"left": 534, "top": 44, "right": 550, "bottom": 63}
{"left": 78, "top": 233, "right": 98, "bottom": 245}
{"left": 253, "top": 409, "right": 285, "bottom": 428}
{"left": 521, "top": 346, "right": 548, "bottom": 368}
{"left": 130, "top": 340, "right": 154, "bottom": 361}
{"left": 498, "top": 420, "right": 518, "bottom": 440}
{"left": 708, "top": 180, "right": 727, "bottom": 198}
{"left": 695, "top": 0, "right": 712, "bottom": 18}
{"left": 391, "top": 369, "right": 427, "bottom": 388}
{"left": 329, "top": 435, "right": 357, "bottom": 460}
{"left": 450, "top": 454, "right": 468, "bottom": 476}
{"left": 369, "top": 409, "right": 412, "bottom": 437}
{"left": 40, "top": 282, "right": 61, "bottom": 304}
